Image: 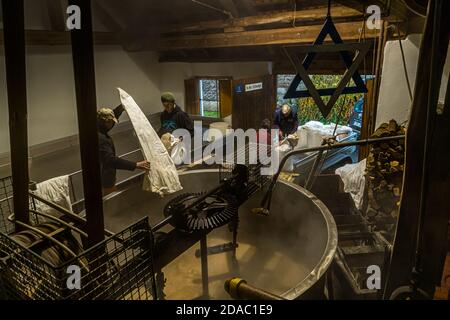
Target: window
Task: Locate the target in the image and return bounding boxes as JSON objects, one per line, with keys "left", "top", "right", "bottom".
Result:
{"left": 199, "top": 79, "right": 220, "bottom": 118}
{"left": 184, "top": 77, "right": 232, "bottom": 119}
{"left": 276, "top": 74, "right": 370, "bottom": 126}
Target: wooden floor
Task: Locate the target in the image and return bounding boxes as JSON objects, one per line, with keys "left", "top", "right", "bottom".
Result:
{"left": 434, "top": 253, "right": 450, "bottom": 300}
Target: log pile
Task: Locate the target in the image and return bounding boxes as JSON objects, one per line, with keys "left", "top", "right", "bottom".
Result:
{"left": 366, "top": 120, "right": 406, "bottom": 219}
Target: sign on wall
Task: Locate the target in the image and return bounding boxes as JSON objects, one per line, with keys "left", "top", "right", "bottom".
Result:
{"left": 235, "top": 84, "right": 244, "bottom": 93}
{"left": 245, "top": 82, "right": 263, "bottom": 92}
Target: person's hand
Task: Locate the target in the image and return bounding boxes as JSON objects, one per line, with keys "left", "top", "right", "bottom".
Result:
{"left": 136, "top": 161, "right": 150, "bottom": 171}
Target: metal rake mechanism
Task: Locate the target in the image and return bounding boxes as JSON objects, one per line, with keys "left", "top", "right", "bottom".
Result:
{"left": 164, "top": 192, "right": 239, "bottom": 233}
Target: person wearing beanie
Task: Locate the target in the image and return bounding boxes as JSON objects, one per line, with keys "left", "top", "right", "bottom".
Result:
{"left": 97, "top": 104, "right": 150, "bottom": 195}
{"left": 159, "top": 92, "right": 194, "bottom": 137}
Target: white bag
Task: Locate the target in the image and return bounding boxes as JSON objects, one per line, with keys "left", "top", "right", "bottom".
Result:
{"left": 335, "top": 159, "right": 367, "bottom": 210}
{"left": 34, "top": 175, "right": 72, "bottom": 215}
{"left": 118, "top": 88, "right": 182, "bottom": 196}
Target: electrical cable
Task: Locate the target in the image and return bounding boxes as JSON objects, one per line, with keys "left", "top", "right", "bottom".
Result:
{"left": 396, "top": 22, "right": 413, "bottom": 101}
{"left": 401, "top": 0, "right": 427, "bottom": 18}
{"left": 292, "top": 0, "right": 297, "bottom": 28}
{"left": 191, "top": 0, "right": 234, "bottom": 19}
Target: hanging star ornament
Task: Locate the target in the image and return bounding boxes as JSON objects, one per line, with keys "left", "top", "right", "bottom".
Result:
{"left": 283, "top": 16, "right": 371, "bottom": 118}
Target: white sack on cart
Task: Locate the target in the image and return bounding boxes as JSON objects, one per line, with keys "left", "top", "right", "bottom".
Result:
{"left": 34, "top": 175, "right": 72, "bottom": 215}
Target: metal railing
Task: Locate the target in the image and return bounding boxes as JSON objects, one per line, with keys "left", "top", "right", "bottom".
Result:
{"left": 257, "top": 135, "right": 406, "bottom": 214}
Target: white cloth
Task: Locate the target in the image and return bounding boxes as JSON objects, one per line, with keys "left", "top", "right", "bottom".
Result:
{"left": 335, "top": 159, "right": 367, "bottom": 210}
{"left": 298, "top": 121, "right": 353, "bottom": 149}
{"left": 161, "top": 133, "right": 187, "bottom": 165}
{"left": 276, "top": 140, "right": 294, "bottom": 171}
{"left": 118, "top": 88, "right": 182, "bottom": 196}
{"left": 170, "top": 139, "right": 187, "bottom": 165}
{"left": 34, "top": 175, "right": 72, "bottom": 215}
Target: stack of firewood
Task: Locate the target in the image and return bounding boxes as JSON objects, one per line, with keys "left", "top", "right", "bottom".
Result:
{"left": 366, "top": 120, "right": 406, "bottom": 219}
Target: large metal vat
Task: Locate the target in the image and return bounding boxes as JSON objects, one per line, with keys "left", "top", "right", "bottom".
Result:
{"left": 101, "top": 169, "right": 338, "bottom": 300}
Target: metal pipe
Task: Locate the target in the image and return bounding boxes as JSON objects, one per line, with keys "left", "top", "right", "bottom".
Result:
{"left": 2, "top": 0, "right": 30, "bottom": 230}
{"left": 69, "top": 149, "right": 143, "bottom": 177}
{"left": 224, "top": 277, "right": 285, "bottom": 300}
{"left": 28, "top": 209, "right": 88, "bottom": 238}
{"left": 259, "top": 135, "right": 405, "bottom": 211}
{"left": 13, "top": 220, "right": 90, "bottom": 271}
{"left": 13, "top": 221, "right": 78, "bottom": 259}
{"left": 29, "top": 193, "right": 114, "bottom": 237}
{"left": 151, "top": 215, "right": 173, "bottom": 232}
{"left": 304, "top": 149, "right": 324, "bottom": 190}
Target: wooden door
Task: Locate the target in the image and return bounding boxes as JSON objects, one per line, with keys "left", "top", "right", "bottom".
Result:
{"left": 184, "top": 78, "right": 200, "bottom": 115}
{"left": 219, "top": 79, "right": 232, "bottom": 118}
{"left": 232, "top": 75, "right": 275, "bottom": 130}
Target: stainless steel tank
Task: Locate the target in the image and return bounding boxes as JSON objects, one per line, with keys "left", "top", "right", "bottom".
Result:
{"left": 101, "top": 169, "right": 337, "bottom": 300}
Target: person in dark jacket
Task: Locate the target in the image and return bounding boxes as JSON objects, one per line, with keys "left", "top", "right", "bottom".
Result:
{"left": 273, "top": 104, "right": 299, "bottom": 138}
{"left": 97, "top": 105, "right": 150, "bottom": 195}
{"left": 159, "top": 92, "right": 194, "bottom": 137}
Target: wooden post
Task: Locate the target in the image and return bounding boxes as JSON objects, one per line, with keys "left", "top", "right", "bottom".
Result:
{"left": 383, "top": 0, "right": 450, "bottom": 299}
{"left": 2, "top": 0, "right": 30, "bottom": 229}
{"left": 69, "top": 0, "right": 105, "bottom": 247}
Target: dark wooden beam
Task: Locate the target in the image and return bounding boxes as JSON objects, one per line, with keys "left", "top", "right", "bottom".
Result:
{"left": 69, "top": 0, "right": 105, "bottom": 247}
{"left": 46, "top": 0, "right": 66, "bottom": 31}
{"left": 157, "top": 21, "right": 379, "bottom": 50}
{"left": 383, "top": 0, "right": 450, "bottom": 299}
{"left": 2, "top": 0, "right": 30, "bottom": 230}
{"left": 0, "top": 30, "right": 121, "bottom": 45}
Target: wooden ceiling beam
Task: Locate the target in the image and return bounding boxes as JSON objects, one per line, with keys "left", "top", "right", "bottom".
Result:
{"left": 161, "top": 5, "right": 362, "bottom": 34}
{"left": 157, "top": 21, "right": 379, "bottom": 50}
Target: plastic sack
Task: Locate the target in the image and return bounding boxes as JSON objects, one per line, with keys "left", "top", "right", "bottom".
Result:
{"left": 34, "top": 175, "right": 72, "bottom": 215}
{"left": 335, "top": 159, "right": 367, "bottom": 210}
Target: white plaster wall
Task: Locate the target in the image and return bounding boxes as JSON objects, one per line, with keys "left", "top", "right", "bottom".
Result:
{"left": 376, "top": 34, "right": 450, "bottom": 127}
{"left": 0, "top": 47, "right": 162, "bottom": 154}
{"left": 0, "top": 45, "right": 270, "bottom": 155}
